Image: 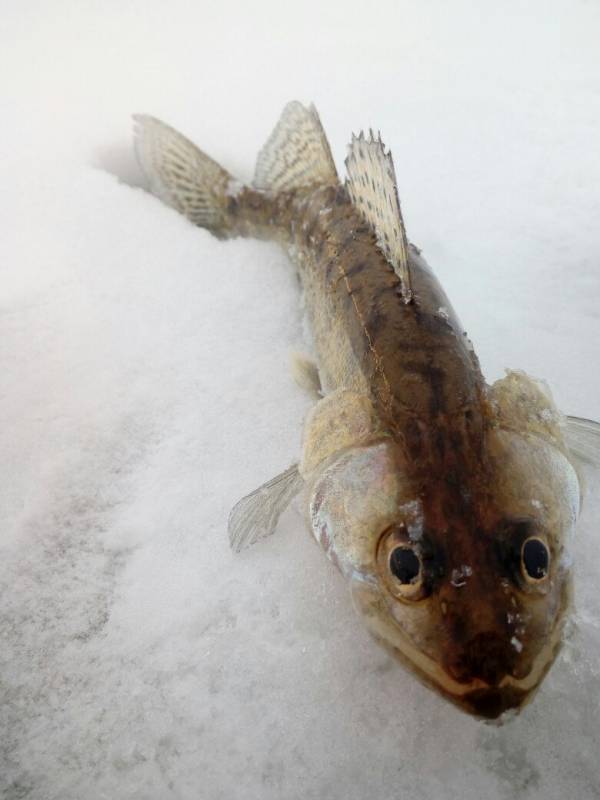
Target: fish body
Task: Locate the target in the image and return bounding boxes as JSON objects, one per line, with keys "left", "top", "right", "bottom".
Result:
{"left": 133, "top": 103, "right": 590, "bottom": 719}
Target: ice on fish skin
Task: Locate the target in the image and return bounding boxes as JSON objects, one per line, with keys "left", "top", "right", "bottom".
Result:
{"left": 132, "top": 101, "right": 597, "bottom": 721}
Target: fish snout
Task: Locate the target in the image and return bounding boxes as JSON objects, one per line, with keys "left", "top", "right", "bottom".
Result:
{"left": 461, "top": 686, "right": 527, "bottom": 720}
{"left": 446, "top": 631, "right": 516, "bottom": 687}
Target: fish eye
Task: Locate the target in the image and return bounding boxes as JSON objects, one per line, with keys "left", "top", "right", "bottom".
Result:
{"left": 521, "top": 537, "right": 549, "bottom": 582}
{"left": 389, "top": 547, "right": 421, "bottom": 584}
{"left": 376, "top": 526, "right": 429, "bottom": 601}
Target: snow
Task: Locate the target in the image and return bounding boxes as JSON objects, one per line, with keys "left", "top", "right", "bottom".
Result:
{"left": 511, "top": 637, "right": 524, "bottom": 654}
{"left": 450, "top": 565, "right": 474, "bottom": 587}
{"left": 1, "top": 1, "right": 600, "bottom": 798}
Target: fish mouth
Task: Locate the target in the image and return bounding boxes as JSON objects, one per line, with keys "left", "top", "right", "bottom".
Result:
{"left": 400, "top": 629, "right": 561, "bottom": 719}
{"left": 393, "top": 643, "right": 547, "bottom": 720}
{"left": 445, "top": 631, "right": 518, "bottom": 687}
{"left": 351, "top": 575, "right": 564, "bottom": 719}
{"left": 459, "top": 686, "right": 527, "bottom": 720}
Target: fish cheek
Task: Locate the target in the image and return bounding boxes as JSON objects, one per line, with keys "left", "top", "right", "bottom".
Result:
{"left": 376, "top": 549, "right": 450, "bottom": 668}
{"left": 486, "top": 430, "right": 579, "bottom": 628}
{"left": 489, "top": 524, "right": 571, "bottom": 683}
{"left": 352, "top": 574, "right": 447, "bottom": 675}
{"left": 485, "top": 429, "right": 579, "bottom": 565}
{"left": 389, "top": 593, "right": 448, "bottom": 664}
{"left": 514, "top": 567, "right": 572, "bottom": 673}
{"left": 307, "top": 443, "right": 450, "bottom": 670}
{"left": 306, "top": 441, "right": 412, "bottom": 578}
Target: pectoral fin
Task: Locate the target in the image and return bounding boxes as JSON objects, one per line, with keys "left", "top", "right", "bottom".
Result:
{"left": 228, "top": 465, "right": 304, "bottom": 553}
{"left": 565, "top": 416, "right": 600, "bottom": 467}
{"left": 290, "top": 351, "right": 322, "bottom": 397}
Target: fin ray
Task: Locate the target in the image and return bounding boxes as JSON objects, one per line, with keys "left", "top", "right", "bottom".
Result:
{"left": 290, "top": 351, "right": 322, "bottom": 397}
{"left": 565, "top": 416, "right": 600, "bottom": 467}
{"left": 133, "top": 114, "right": 232, "bottom": 233}
{"left": 254, "top": 102, "right": 338, "bottom": 193}
{"left": 345, "top": 132, "right": 412, "bottom": 301}
{"left": 228, "top": 465, "right": 304, "bottom": 553}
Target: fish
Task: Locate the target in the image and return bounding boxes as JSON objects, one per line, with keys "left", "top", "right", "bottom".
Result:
{"left": 132, "top": 101, "right": 600, "bottom": 720}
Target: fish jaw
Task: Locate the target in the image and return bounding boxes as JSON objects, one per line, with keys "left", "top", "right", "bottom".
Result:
{"left": 458, "top": 687, "right": 529, "bottom": 721}
{"left": 350, "top": 570, "right": 571, "bottom": 720}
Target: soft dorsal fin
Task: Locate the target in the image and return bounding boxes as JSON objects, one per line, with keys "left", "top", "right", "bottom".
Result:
{"left": 345, "top": 131, "right": 412, "bottom": 302}
{"left": 254, "top": 101, "right": 339, "bottom": 193}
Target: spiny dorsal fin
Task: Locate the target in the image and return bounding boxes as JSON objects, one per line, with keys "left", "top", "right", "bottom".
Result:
{"left": 254, "top": 101, "right": 339, "bottom": 193}
{"left": 133, "top": 114, "right": 232, "bottom": 233}
{"left": 345, "top": 131, "right": 412, "bottom": 302}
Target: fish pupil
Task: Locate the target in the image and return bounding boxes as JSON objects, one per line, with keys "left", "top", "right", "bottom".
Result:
{"left": 522, "top": 539, "right": 549, "bottom": 579}
{"left": 390, "top": 547, "right": 420, "bottom": 583}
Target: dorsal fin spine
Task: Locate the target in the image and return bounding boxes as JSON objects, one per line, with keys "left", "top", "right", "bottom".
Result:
{"left": 345, "top": 130, "right": 412, "bottom": 303}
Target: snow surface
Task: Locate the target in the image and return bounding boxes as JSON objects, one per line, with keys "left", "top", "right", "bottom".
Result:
{"left": 2, "top": 2, "right": 600, "bottom": 798}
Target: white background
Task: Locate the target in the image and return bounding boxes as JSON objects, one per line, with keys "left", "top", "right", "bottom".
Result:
{"left": 1, "top": 2, "right": 600, "bottom": 798}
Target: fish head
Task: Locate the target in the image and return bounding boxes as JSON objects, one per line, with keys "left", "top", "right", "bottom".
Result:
{"left": 308, "top": 429, "right": 580, "bottom": 720}
{"left": 435, "top": 425, "right": 580, "bottom": 718}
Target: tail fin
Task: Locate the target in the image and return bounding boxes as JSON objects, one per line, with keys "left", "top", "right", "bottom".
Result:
{"left": 133, "top": 103, "right": 338, "bottom": 238}
{"left": 133, "top": 114, "right": 232, "bottom": 236}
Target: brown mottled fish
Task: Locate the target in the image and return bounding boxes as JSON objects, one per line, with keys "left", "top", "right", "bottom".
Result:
{"left": 133, "top": 102, "right": 599, "bottom": 719}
